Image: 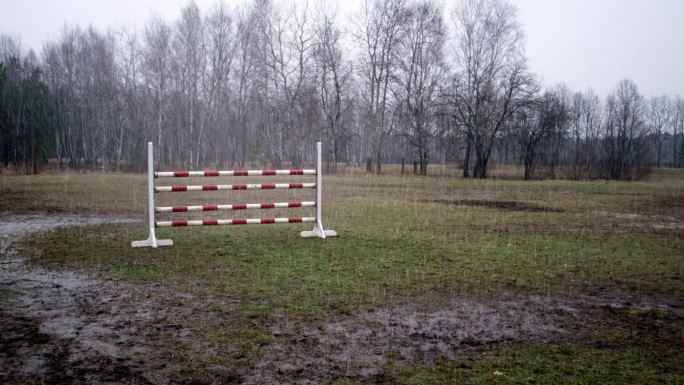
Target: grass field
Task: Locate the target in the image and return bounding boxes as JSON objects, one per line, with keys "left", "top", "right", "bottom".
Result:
{"left": 1, "top": 166, "right": 683, "bottom": 383}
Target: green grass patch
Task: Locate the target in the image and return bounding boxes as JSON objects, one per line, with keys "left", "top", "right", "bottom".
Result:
{"left": 21, "top": 195, "right": 684, "bottom": 319}
{"left": 381, "top": 341, "right": 683, "bottom": 384}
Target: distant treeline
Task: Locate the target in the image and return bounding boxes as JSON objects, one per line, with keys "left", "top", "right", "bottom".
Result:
{"left": 1, "top": 0, "right": 683, "bottom": 179}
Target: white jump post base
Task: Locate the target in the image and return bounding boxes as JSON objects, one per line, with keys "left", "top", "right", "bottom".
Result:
{"left": 300, "top": 142, "right": 337, "bottom": 239}
{"left": 131, "top": 142, "right": 173, "bottom": 248}
{"left": 131, "top": 237, "right": 173, "bottom": 248}
{"left": 300, "top": 228, "right": 338, "bottom": 238}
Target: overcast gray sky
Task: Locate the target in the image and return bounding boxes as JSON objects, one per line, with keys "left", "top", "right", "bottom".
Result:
{"left": 2, "top": 0, "right": 683, "bottom": 97}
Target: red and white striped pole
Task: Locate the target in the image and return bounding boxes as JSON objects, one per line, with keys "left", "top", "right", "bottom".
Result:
{"left": 131, "top": 141, "right": 336, "bottom": 248}
{"left": 131, "top": 142, "right": 173, "bottom": 248}
{"left": 300, "top": 142, "right": 337, "bottom": 239}
{"left": 156, "top": 217, "right": 316, "bottom": 227}
{"left": 154, "top": 183, "right": 315, "bottom": 192}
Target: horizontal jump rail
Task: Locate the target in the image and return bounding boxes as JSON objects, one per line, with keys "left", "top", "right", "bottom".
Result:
{"left": 156, "top": 217, "right": 315, "bottom": 227}
{"left": 156, "top": 201, "right": 315, "bottom": 213}
{"left": 155, "top": 169, "right": 315, "bottom": 178}
{"left": 155, "top": 183, "right": 315, "bottom": 193}
{"left": 132, "top": 141, "right": 336, "bottom": 248}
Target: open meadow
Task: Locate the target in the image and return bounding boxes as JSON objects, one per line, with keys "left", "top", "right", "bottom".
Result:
{"left": 1, "top": 166, "right": 683, "bottom": 384}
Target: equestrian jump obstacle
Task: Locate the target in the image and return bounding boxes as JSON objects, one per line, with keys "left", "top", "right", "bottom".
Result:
{"left": 131, "top": 141, "right": 337, "bottom": 248}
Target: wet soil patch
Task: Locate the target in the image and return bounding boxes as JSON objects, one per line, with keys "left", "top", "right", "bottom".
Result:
{"left": 0, "top": 215, "right": 160, "bottom": 384}
{"left": 0, "top": 310, "right": 52, "bottom": 353}
{"left": 627, "top": 195, "right": 684, "bottom": 218}
{"left": 0, "top": 189, "right": 65, "bottom": 214}
{"left": 3, "top": 214, "right": 682, "bottom": 384}
{"left": 430, "top": 199, "right": 564, "bottom": 213}
{"left": 590, "top": 211, "right": 684, "bottom": 235}
{"left": 0, "top": 214, "right": 259, "bottom": 385}
{"left": 243, "top": 294, "right": 684, "bottom": 384}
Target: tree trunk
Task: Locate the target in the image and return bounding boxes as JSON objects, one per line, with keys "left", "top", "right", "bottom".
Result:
{"left": 239, "top": 114, "right": 247, "bottom": 168}
{"left": 471, "top": 137, "right": 491, "bottom": 179}
{"left": 462, "top": 139, "right": 471, "bottom": 178}
{"left": 680, "top": 128, "right": 684, "bottom": 167}
{"left": 673, "top": 130, "right": 678, "bottom": 167}
{"left": 375, "top": 145, "right": 382, "bottom": 174}
{"left": 550, "top": 131, "right": 561, "bottom": 179}
{"left": 473, "top": 158, "right": 487, "bottom": 178}
{"left": 31, "top": 136, "right": 38, "bottom": 175}
{"left": 523, "top": 144, "right": 535, "bottom": 181}
{"left": 326, "top": 149, "right": 332, "bottom": 174}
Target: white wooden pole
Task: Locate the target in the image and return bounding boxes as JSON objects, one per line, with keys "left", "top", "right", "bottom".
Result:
{"left": 300, "top": 141, "right": 337, "bottom": 238}
{"left": 132, "top": 142, "right": 173, "bottom": 248}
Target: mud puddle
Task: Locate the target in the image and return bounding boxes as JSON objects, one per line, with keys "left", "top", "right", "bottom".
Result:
{"left": 245, "top": 291, "right": 684, "bottom": 384}
{"left": 243, "top": 295, "right": 579, "bottom": 384}
{"left": 591, "top": 210, "right": 684, "bottom": 235}
{"left": 430, "top": 199, "right": 563, "bottom": 213}
{"left": 0, "top": 215, "right": 173, "bottom": 385}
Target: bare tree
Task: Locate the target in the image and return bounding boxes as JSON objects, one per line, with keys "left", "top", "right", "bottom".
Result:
{"left": 42, "top": 27, "right": 80, "bottom": 167}
{"left": 257, "top": 0, "right": 317, "bottom": 167}
{"left": 314, "top": 2, "right": 352, "bottom": 173}
{"left": 5, "top": 0, "right": 680, "bottom": 180}
{"left": 448, "top": 0, "right": 536, "bottom": 178}
{"left": 116, "top": 27, "right": 142, "bottom": 168}
{"left": 355, "top": 0, "right": 407, "bottom": 173}
{"left": 205, "top": 1, "right": 236, "bottom": 166}
{"left": 233, "top": 2, "right": 260, "bottom": 167}
{"left": 0, "top": 34, "right": 23, "bottom": 65}
{"left": 514, "top": 88, "right": 568, "bottom": 180}
{"left": 172, "top": 1, "right": 206, "bottom": 167}
{"left": 647, "top": 95, "right": 672, "bottom": 168}
{"left": 142, "top": 17, "right": 172, "bottom": 165}
{"left": 603, "top": 79, "right": 648, "bottom": 179}
{"left": 547, "top": 84, "right": 571, "bottom": 178}
{"left": 570, "top": 91, "right": 583, "bottom": 174}
{"left": 395, "top": 0, "right": 445, "bottom": 175}
{"left": 569, "top": 89, "right": 604, "bottom": 178}
{"left": 674, "top": 96, "right": 684, "bottom": 167}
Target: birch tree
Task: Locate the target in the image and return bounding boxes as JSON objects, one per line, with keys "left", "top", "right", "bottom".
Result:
{"left": 233, "top": 2, "right": 260, "bottom": 167}
{"left": 205, "top": 1, "right": 236, "bottom": 165}
{"left": 142, "top": 18, "right": 172, "bottom": 164}
{"left": 173, "top": 1, "right": 206, "bottom": 167}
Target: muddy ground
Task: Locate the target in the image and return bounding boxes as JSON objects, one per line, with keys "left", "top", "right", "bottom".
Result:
{"left": 1, "top": 214, "right": 682, "bottom": 384}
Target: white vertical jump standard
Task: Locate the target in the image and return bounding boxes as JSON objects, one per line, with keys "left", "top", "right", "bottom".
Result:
{"left": 300, "top": 142, "right": 338, "bottom": 239}
{"left": 131, "top": 141, "right": 336, "bottom": 248}
{"left": 131, "top": 142, "right": 173, "bottom": 248}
